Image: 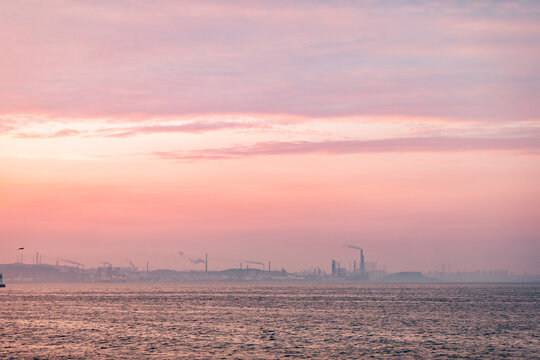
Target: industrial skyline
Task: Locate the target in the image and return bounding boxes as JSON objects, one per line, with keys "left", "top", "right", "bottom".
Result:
{"left": 1, "top": 253, "right": 535, "bottom": 285}
{"left": 2, "top": 245, "right": 537, "bottom": 280}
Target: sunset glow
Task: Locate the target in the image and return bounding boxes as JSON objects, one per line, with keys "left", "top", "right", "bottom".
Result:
{"left": 1, "top": 1, "right": 539, "bottom": 273}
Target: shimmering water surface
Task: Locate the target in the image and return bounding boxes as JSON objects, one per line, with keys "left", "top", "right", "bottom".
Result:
{"left": 0, "top": 283, "right": 538, "bottom": 359}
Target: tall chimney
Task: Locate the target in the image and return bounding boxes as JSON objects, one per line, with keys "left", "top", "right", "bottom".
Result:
{"left": 268, "top": 261, "right": 271, "bottom": 273}
{"left": 146, "top": 261, "right": 149, "bottom": 273}
{"left": 360, "top": 249, "right": 365, "bottom": 274}
{"left": 205, "top": 253, "right": 208, "bottom": 272}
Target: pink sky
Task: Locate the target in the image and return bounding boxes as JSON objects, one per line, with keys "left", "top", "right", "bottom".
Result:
{"left": 1, "top": 1, "right": 539, "bottom": 273}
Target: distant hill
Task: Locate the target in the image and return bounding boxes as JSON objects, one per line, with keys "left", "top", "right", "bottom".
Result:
{"left": 0, "top": 263, "right": 87, "bottom": 283}
{"left": 377, "top": 272, "right": 441, "bottom": 283}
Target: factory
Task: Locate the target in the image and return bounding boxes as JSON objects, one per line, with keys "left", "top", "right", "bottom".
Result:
{"left": 1, "top": 245, "right": 387, "bottom": 283}
{"left": 1, "top": 245, "right": 533, "bottom": 283}
{"left": 1, "top": 245, "right": 385, "bottom": 283}
{"left": 331, "top": 247, "right": 374, "bottom": 280}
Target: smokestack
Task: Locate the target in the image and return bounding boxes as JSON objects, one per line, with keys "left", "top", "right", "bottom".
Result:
{"left": 360, "top": 249, "right": 365, "bottom": 274}
{"left": 354, "top": 260, "right": 356, "bottom": 273}
{"left": 205, "top": 253, "right": 208, "bottom": 272}
{"left": 36, "top": 252, "right": 39, "bottom": 265}
{"left": 268, "top": 261, "right": 271, "bottom": 273}
{"left": 146, "top": 261, "right": 149, "bottom": 273}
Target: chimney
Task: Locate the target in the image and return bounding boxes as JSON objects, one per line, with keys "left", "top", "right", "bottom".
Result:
{"left": 205, "top": 253, "right": 208, "bottom": 272}
{"left": 360, "top": 249, "right": 365, "bottom": 274}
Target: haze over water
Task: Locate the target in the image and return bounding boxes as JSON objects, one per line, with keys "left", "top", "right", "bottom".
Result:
{"left": 1, "top": 283, "right": 538, "bottom": 359}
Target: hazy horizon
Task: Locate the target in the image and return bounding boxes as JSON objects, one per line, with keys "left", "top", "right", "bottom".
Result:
{"left": 1, "top": 1, "right": 539, "bottom": 275}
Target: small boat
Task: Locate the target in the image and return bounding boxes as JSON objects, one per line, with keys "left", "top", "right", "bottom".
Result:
{"left": 0, "top": 273, "right": 5, "bottom": 287}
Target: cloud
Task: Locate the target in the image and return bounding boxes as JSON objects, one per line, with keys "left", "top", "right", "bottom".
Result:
{"left": 8, "top": 120, "right": 259, "bottom": 139}
{"left": 13, "top": 129, "right": 83, "bottom": 139}
{"left": 0, "top": 123, "right": 14, "bottom": 134}
{"left": 0, "top": 1, "right": 538, "bottom": 121}
{"left": 99, "top": 122, "right": 258, "bottom": 138}
{"left": 151, "top": 135, "right": 540, "bottom": 161}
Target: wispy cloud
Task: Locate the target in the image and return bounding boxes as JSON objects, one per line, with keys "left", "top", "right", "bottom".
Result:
{"left": 0, "top": 123, "right": 14, "bottom": 134}
{"left": 14, "top": 129, "right": 83, "bottom": 139}
{"left": 0, "top": 1, "right": 538, "bottom": 121}
{"left": 9, "top": 121, "right": 259, "bottom": 139}
{"left": 152, "top": 135, "right": 540, "bottom": 161}
{"left": 99, "top": 122, "right": 258, "bottom": 138}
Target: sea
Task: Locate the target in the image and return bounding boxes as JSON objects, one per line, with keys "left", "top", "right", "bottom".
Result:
{"left": 0, "top": 283, "right": 538, "bottom": 359}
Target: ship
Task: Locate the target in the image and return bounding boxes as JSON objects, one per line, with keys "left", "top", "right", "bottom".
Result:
{"left": 0, "top": 273, "right": 5, "bottom": 287}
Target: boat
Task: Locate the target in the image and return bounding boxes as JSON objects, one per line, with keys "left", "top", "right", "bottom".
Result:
{"left": 0, "top": 273, "right": 5, "bottom": 287}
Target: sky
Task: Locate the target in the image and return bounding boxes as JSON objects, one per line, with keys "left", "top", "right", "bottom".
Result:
{"left": 1, "top": 0, "right": 539, "bottom": 274}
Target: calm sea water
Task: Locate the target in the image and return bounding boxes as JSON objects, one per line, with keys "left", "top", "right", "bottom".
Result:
{"left": 0, "top": 283, "right": 538, "bottom": 359}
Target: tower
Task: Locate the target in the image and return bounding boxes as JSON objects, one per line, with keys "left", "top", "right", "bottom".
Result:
{"left": 360, "top": 249, "right": 365, "bottom": 274}
{"left": 205, "top": 253, "right": 208, "bottom": 272}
